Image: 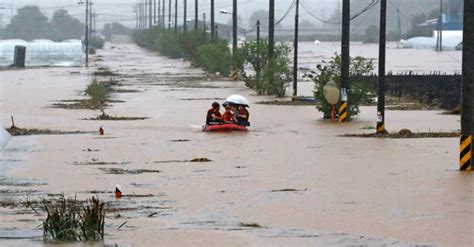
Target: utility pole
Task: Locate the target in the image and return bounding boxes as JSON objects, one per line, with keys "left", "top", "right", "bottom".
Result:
{"left": 460, "top": 0, "right": 473, "bottom": 171}
{"left": 293, "top": 0, "right": 299, "bottom": 98}
{"left": 144, "top": 0, "right": 148, "bottom": 28}
{"left": 211, "top": 0, "right": 215, "bottom": 40}
{"left": 195, "top": 0, "right": 198, "bottom": 30}
{"left": 154, "top": 0, "right": 156, "bottom": 25}
{"left": 376, "top": 0, "right": 387, "bottom": 133}
{"left": 168, "top": 0, "right": 172, "bottom": 29}
{"left": 149, "top": 0, "right": 153, "bottom": 28}
{"left": 157, "top": 0, "right": 161, "bottom": 26}
{"left": 84, "top": 0, "right": 89, "bottom": 67}
{"left": 339, "top": 0, "right": 350, "bottom": 123}
{"left": 89, "top": 1, "right": 93, "bottom": 37}
{"left": 162, "top": 0, "right": 165, "bottom": 28}
{"left": 174, "top": 0, "right": 178, "bottom": 31}
{"left": 396, "top": 0, "right": 401, "bottom": 48}
{"left": 268, "top": 0, "right": 275, "bottom": 59}
{"left": 93, "top": 12, "right": 97, "bottom": 35}
{"left": 203, "top": 12, "right": 206, "bottom": 36}
{"left": 136, "top": 4, "right": 139, "bottom": 29}
{"left": 438, "top": 0, "right": 443, "bottom": 51}
{"left": 256, "top": 20, "right": 260, "bottom": 43}
{"left": 183, "top": 0, "right": 187, "bottom": 31}
{"left": 231, "top": 0, "right": 238, "bottom": 81}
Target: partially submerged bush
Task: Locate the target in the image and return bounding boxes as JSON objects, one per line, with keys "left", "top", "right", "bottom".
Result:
{"left": 195, "top": 40, "right": 232, "bottom": 76}
{"left": 237, "top": 40, "right": 292, "bottom": 97}
{"left": 133, "top": 28, "right": 231, "bottom": 76}
{"left": 86, "top": 79, "right": 106, "bottom": 104}
{"left": 42, "top": 196, "right": 106, "bottom": 241}
{"left": 308, "top": 53, "right": 375, "bottom": 120}
{"left": 89, "top": 36, "right": 105, "bottom": 49}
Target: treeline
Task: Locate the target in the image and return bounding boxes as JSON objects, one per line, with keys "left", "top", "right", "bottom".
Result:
{"left": 134, "top": 28, "right": 293, "bottom": 97}
{"left": 134, "top": 29, "right": 232, "bottom": 76}
{"left": 1, "top": 6, "right": 84, "bottom": 41}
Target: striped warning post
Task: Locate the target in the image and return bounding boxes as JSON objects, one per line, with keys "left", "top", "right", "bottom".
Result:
{"left": 460, "top": 135, "right": 472, "bottom": 171}
{"left": 376, "top": 122, "right": 385, "bottom": 133}
{"left": 338, "top": 101, "right": 348, "bottom": 123}
{"left": 231, "top": 67, "right": 238, "bottom": 81}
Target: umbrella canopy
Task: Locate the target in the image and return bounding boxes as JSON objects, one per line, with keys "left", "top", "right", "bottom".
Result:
{"left": 0, "top": 128, "right": 11, "bottom": 150}
{"left": 224, "top": 94, "right": 250, "bottom": 107}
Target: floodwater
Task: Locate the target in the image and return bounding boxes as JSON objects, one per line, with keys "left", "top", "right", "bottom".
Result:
{"left": 0, "top": 43, "right": 472, "bottom": 246}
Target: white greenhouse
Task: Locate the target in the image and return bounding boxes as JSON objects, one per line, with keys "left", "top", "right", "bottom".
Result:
{"left": 0, "top": 39, "right": 83, "bottom": 67}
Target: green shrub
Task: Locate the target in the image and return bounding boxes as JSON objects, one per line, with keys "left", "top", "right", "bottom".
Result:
{"left": 86, "top": 79, "right": 106, "bottom": 104}
{"left": 154, "top": 30, "right": 182, "bottom": 58}
{"left": 89, "top": 36, "right": 105, "bottom": 49}
{"left": 237, "top": 40, "right": 292, "bottom": 97}
{"left": 309, "top": 53, "right": 375, "bottom": 120}
{"left": 196, "top": 40, "right": 232, "bottom": 76}
{"left": 177, "top": 31, "right": 207, "bottom": 61}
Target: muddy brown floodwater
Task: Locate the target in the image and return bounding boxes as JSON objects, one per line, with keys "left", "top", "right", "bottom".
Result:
{"left": 0, "top": 43, "right": 472, "bottom": 246}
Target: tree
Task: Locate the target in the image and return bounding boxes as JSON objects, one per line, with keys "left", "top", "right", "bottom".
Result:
{"left": 102, "top": 22, "right": 132, "bottom": 41}
{"left": 300, "top": 19, "right": 317, "bottom": 30}
{"left": 248, "top": 10, "right": 281, "bottom": 30}
{"left": 50, "top": 9, "right": 84, "bottom": 41}
{"left": 363, "top": 25, "right": 378, "bottom": 43}
{"left": 4, "top": 6, "right": 52, "bottom": 40}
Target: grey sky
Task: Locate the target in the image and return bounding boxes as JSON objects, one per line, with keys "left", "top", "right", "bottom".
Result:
{"left": 0, "top": 0, "right": 340, "bottom": 29}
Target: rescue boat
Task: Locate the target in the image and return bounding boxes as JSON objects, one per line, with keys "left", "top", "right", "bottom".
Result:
{"left": 203, "top": 123, "right": 248, "bottom": 132}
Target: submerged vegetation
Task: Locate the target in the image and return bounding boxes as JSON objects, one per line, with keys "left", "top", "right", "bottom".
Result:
{"left": 42, "top": 196, "right": 106, "bottom": 241}
{"left": 237, "top": 39, "right": 292, "bottom": 97}
{"left": 134, "top": 29, "right": 231, "bottom": 76}
{"left": 306, "top": 53, "right": 375, "bottom": 120}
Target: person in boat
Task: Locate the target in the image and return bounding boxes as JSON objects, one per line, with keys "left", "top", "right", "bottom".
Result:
{"left": 236, "top": 105, "right": 250, "bottom": 126}
{"left": 206, "top": 102, "right": 222, "bottom": 125}
{"left": 221, "top": 104, "right": 237, "bottom": 124}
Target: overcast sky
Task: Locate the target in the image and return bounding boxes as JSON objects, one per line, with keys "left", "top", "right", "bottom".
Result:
{"left": 0, "top": 0, "right": 340, "bottom": 29}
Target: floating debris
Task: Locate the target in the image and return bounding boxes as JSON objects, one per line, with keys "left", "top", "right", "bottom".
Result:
{"left": 343, "top": 131, "right": 460, "bottom": 139}
{"left": 99, "top": 168, "right": 162, "bottom": 174}
{"left": 6, "top": 126, "right": 90, "bottom": 136}
{"left": 239, "top": 222, "right": 262, "bottom": 228}
{"left": 271, "top": 188, "right": 308, "bottom": 192}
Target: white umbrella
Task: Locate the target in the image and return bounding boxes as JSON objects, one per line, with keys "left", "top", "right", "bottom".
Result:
{"left": 224, "top": 94, "right": 250, "bottom": 107}
{"left": 0, "top": 128, "right": 11, "bottom": 150}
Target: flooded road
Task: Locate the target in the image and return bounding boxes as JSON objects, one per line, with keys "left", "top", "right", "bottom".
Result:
{"left": 0, "top": 43, "right": 472, "bottom": 246}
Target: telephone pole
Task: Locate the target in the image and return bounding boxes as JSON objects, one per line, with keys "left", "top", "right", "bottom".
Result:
{"left": 136, "top": 4, "right": 139, "bottom": 29}
{"left": 256, "top": 20, "right": 260, "bottom": 43}
{"left": 460, "top": 0, "right": 473, "bottom": 171}
{"left": 89, "top": 1, "right": 93, "bottom": 37}
{"left": 174, "top": 0, "right": 178, "bottom": 31}
{"left": 339, "top": 0, "right": 350, "bottom": 123}
{"left": 211, "top": 0, "right": 215, "bottom": 39}
{"left": 183, "top": 0, "right": 187, "bottom": 31}
{"left": 144, "top": 0, "right": 148, "bottom": 28}
{"left": 195, "top": 0, "right": 198, "bottom": 30}
{"left": 396, "top": 0, "right": 401, "bottom": 48}
{"left": 162, "top": 0, "right": 165, "bottom": 28}
{"left": 168, "top": 0, "right": 171, "bottom": 29}
{"left": 84, "top": 0, "right": 89, "bottom": 67}
{"left": 268, "top": 0, "right": 275, "bottom": 58}
{"left": 154, "top": 0, "right": 156, "bottom": 25}
{"left": 149, "top": 0, "right": 153, "bottom": 28}
{"left": 376, "top": 0, "right": 387, "bottom": 133}
{"left": 157, "top": 0, "right": 161, "bottom": 26}
{"left": 231, "top": 0, "right": 238, "bottom": 81}
{"left": 438, "top": 0, "right": 443, "bottom": 51}
{"left": 293, "top": 0, "right": 299, "bottom": 98}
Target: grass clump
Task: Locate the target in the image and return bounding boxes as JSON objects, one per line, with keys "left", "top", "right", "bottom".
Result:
{"left": 42, "top": 196, "right": 106, "bottom": 242}
{"left": 86, "top": 79, "right": 107, "bottom": 105}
